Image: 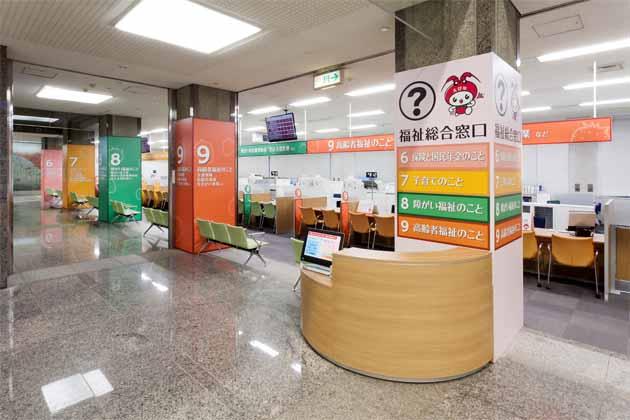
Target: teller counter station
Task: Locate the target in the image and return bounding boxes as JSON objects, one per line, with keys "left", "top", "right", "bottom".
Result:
{"left": 301, "top": 247, "right": 493, "bottom": 383}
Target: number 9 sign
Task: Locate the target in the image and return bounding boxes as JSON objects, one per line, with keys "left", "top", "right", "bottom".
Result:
{"left": 196, "top": 145, "right": 211, "bottom": 164}
{"left": 176, "top": 145, "right": 184, "bottom": 165}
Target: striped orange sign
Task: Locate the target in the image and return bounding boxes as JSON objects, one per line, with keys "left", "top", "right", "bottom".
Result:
{"left": 523, "top": 117, "right": 612, "bottom": 145}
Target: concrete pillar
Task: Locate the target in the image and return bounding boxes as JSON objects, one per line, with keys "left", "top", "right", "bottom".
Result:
{"left": 395, "top": 0, "right": 519, "bottom": 71}
{"left": 98, "top": 114, "right": 141, "bottom": 137}
{"left": 0, "top": 45, "right": 13, "bottom": 289}
{"left": 175, "top": 84, "right": 235, "bottom": 122}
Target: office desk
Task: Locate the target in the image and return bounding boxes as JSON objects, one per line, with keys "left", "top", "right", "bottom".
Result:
{"left": 301, "top": 247, "right": 492, "bottom": 382}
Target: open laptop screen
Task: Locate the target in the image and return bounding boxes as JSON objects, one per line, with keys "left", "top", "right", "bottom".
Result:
{"left": 301, "top": 229, "right": 344, "bottom": 268}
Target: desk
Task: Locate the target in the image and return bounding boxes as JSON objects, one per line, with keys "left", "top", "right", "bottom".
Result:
{"left": 301, "top": 247, "right": 493, "bottom": 382}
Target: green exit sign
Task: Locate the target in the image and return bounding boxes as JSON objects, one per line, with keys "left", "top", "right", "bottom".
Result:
{"left": 314, "top": 69, "right": 342, "bottom": 90}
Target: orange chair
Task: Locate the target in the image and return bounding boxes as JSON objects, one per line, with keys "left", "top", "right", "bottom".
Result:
{"left": 371, "top": 215, "right": 395, "bottom": 250}
{"left": 300, "top": 207, "right": 320, "bottom": 237}
{"left": 322, "top": 209, "right": 340, "bottom": 231}
{"left": 547, "top": 234, "right": 600, "bottom": 298}
{"left": 349, "top": 211, "right": 374, "bottom": 248}
{"left": 523, "top": 230, "right": 543, "bottom": 287}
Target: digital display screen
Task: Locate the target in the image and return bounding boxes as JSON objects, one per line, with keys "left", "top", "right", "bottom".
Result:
{"left": 265, "top": 113, "right": 297, "bottom": 142}
{"left": 141, "top": 137, "right": 151, "bottom": 153}
{"left": 303, "top": 230, "right": 343, "bottom": 264}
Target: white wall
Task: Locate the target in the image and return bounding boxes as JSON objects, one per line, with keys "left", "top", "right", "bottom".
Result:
{"left": 239, "top": 150, "right": 395, "bottom": 182}
{"left": 142, "top": 160, "right": 168, "bottom": 187}
{"left": 523, "top": 118, "right": 630, "bottom": 197}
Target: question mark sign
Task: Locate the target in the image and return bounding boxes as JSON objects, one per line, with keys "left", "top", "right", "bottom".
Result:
{"left": 408, "top": 87, "right": 427, "bottom": 117}
{"left": 498, "top": 80, "right": 506, "bottom": 113}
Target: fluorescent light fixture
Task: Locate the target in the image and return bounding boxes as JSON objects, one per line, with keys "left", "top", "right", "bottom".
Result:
{"left": 115, "top": 0, "right": 261, "bottom": 54}
{"left": 296, "top": 130, "right": 306, "bottom": 136}
{"left": 564, "top": 76, "right": 630, "bottom": 90}
{"left": 315, "top": 128, "right": 340, "bottom": 133}
{"left": 245, "top": 126, "right": 266, "bottom": 132}
{"left": 249, "top": 340, "right": 279, "bottom": 357}
{"left": 248, "top": 106, "right": 281, "bottom": 115}
{"left": 349, "top": 124, "right": 377, "bottom": 130}
{"left": 345, "top": 83, "right": 395, "bottom": 97}
{"left": 37, "top": 85, "right": 112, "bottom": 104}
{"left": 289, "top": 96, "right": 331, "bottom": 107}
{"left": 347, "top": 109, "right": 385, "bottom": 118}
{"left": 151, "top": 281, "right": 168, "bottom": 292}
{"left": 522, "top": 106, "right": 551, "bottom": 113}
{"left": 13, "top": 115, "right": 58, "bottom": 123}
{"left": 521, "top": 90, "right": 531, "bottom": 96}
{"left": 139, "top": 127, "right": 168, "bottom": 136}
{"left": 538, "top": 37, "right": 630, "bottom": 62}
{"left": 579, "top": 97, "right": 630, "bottom": 107}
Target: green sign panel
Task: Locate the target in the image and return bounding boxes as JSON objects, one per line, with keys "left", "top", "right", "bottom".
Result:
{"left": 495, "top": 194, "right": 522, "bottom": 222}
{"left": 314, "top": 69, "right": 342, "bottom": 89}
{"left": 398, "top": 192, "right": 490, "bottom": 223}
{"left": 99, "top": 136, "right": 142, "bottom": 223}
{"left": 239, "top": 141, "right": 307, "bottom": 157}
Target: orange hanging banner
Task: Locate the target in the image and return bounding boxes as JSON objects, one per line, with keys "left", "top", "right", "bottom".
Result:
{"left": 307, "top": 134, "right": 394, "bottom": 154}
{"left": 523, "top": 117, "right": 612, "bottom": 145}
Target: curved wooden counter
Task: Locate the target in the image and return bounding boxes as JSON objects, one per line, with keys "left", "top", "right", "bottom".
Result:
{"left": 301, "top": 247, "right": 493, "bottom": 382}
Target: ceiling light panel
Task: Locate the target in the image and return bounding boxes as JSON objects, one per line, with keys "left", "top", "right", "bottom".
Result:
{"left": 347, "top": 110, "right": 385, "bottom": 118}
{"left": 522, "top": 106, "right": 551, "bottom": 113}
{"left": 350, "top": 124, "right": 377, "bottom": 130}
{"left": 248, "top": 106, "right": 281, "bottom": 115}
{"left": 37, "top": 86, "right": 112, "bottom": 104}
{"left": 564, "top": 76, "right": 630, "bottom": 90}
{"left": 115, "top": 0, "right": 261, "bottom": 54}
{"left": 245, "top": 126, "right": 266, "bottom": 132}
{"left": 289, "top": 97, "right": 331, "bottom": 107}
{"left": 13, "top": 115, "right": 59, "bottom": 123}
{"left": 315, "top": 128, "right": 339, "bottom": 133}
{"left": 521, "top": 90, "right": 531, "bottom": 96}
{"left": 345, "top": 83, "right": 395, "bottom": 97}
{"left": 579, "top": 98, "right": 630, "bottom": 107}
{"left": 537, "top": 37, "right": 630, "bottom": 62}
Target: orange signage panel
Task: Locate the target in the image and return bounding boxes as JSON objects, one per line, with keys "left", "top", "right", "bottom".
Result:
{"left": 307, "top": 134, "right": 394, "bottom": 154}
{"left": 397, "top": 214, "right": 490, "bottom": 250}
{"left": 63, "top": 144, "right": 95, "bottom": 208}
{"left": 523, "top": 117, "right": 612, "bottom": 145}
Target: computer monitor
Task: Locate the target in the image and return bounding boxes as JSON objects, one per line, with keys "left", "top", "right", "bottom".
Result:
{"left": 301, "top": 229, "right": 344, "bottom": 268}
{"left": 568, "top": 211, "right": 596, "bottom": 228}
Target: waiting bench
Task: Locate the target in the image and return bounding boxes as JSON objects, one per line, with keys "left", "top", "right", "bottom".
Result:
{"left": 112, "top": 200, "right": 140, "bottom": 223}
{"left": 143, "top": 207, "right": 169, "bottom": 236}
{"left": 196, "top": 219, "right": 266, "bottom": 266}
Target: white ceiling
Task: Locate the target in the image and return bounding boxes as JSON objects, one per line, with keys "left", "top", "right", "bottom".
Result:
{"left": 239, "top": 52, "right": 395, "bottom": 142}
{"left": 0, "top": 0, "right": 394, "bottom": 91}
{"left": 520, "top": 0, "right": 630, "bottom": 122}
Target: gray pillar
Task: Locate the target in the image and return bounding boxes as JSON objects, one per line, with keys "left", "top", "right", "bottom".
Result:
{"left": 0, "top": 45, "right": 13, "bottom": 288}
{"left": 98, "top": 114, "right": 142, "bottom": 137}
{"left": 395, "top": 0, "right": 519, "bottom": 71}
{"left": 175, "top": 84, "right": 235, "bottom": 121}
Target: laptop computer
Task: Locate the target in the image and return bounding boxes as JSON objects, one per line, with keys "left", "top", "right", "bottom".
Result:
{"left": 300, "top": 228, "right": 344, "bottom": 276}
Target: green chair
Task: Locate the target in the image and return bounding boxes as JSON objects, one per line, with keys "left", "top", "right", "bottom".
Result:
{"left": 86, "top": 196, "right": 99, "bottom": 217}
{"left": 226, "top": 225, "right": 266, "bottom": 266}
{"left": 113, "top": 200, "right": 140, "bottom": 223}
{"left": 156, "top": 210, "right": 169, "bottom": 229}
{"left": 291, "top": 238, "right": 304, "bottom": 291}
{"left": 45, "top": 188, "right": 61, "bottom": 208}
{"left": 144, "top": 208, "right": 157, "bottom": 236}
{"left": 70, "top": 191, "right": 88, "bottom": 207}
{"left": 262, "top": 202, "right": 276, "bottom": 232}
{"left": 250, "top": 201, "right": 263, "bottom": 229}
{"left": 237, "top": 199, "right": 244, "bottom": 225}
{"left": 197, "top": 219, "right": 215, "bottom": 253}
{"left": 210, "top": 222, "right": 231, "bottom": 245}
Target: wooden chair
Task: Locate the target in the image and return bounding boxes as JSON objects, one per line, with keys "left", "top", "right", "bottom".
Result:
{"left": 322, "top": 209, "right": 340, "bottom": 231}
{"left": 349, "top": 211, "right": 374, "bottom": 248}
{"left": 300, "top": 207, "right": 320, "bottom": 237}
{"left": 547, "top": 234, "right": 600, "bottom": 298}
{"left": 523, "top": 230, "right": 543, "bottom": 287}
{"left": 371, "top": 215, "right": 395, "bottom": 250}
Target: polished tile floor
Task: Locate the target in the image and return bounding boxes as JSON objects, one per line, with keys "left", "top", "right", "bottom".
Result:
{"left": 13, "top": 200, "right": 168, "bottom": 274}
{"left": 5, "top": 203, "right": 630, "bottom": 419}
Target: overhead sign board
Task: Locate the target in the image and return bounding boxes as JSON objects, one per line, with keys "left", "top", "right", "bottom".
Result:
{"left": 307, "top": 134, "right": 394, "bottom": 154}
{"left": 314, "top": 69, "right": 342, "bottom": 90}
{"left": 523, "top": 117, "right": 612, "bottom": 145}
{"left": 238, "top": 141, "right": 307, "bottom": 157}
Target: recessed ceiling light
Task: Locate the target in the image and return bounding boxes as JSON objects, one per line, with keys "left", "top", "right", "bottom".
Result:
{"left": 579, "top": 98, "right": 630, "bottom": 107}
{"left": 296, "top": 130, "right": 306, "bottom": 136}
{"left": 289, "top": 97, "right": 331, "bottom": 107}
{"left": 248, "top": 106, "right": 281, "bottom": 115}
{"left": 37, "top": 86, "right": 112, "bottom": 104}
{"left": 350, "top": 124, "right": 377, "bottom": 130}
{"left": 537, "top": 37, "right": 630, "bottom": 62}
{"left": 522, "top": 106, "right": 551, "bottom": 113}
{"left": 139, "top": 128, "right": 167, "bottom": 136}
{"left": 13, "top": 115, "right": 59, "bottom": 123}
{"left": 315, "top": 128, "right": 339, "bottom": 133}
{"left": 380, "top": 26, "right": 391, "bottom": 32}
{"left": 345, "top": 83, "right": 395, "bottom": 97}
{"left": 521, "top": 90, "right": 531, "bottom": 97}
{"left": 245, "top": 126, "right": 266, "bottom": 132}
{"left": 115, "top": 0, "right": 260, "bottom": 54}
{"left": 564, "top": 76, "right": 630, "bottom": 90}
{"left": 347, "top": 109, "right": 385, "bottom": 118}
